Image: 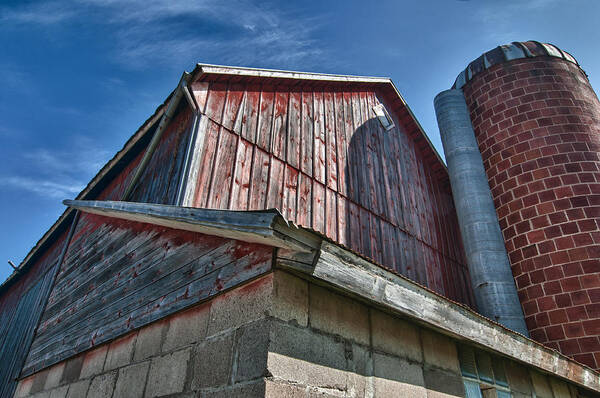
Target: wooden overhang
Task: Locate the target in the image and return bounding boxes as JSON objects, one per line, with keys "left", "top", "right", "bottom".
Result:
{"left": 58, "top": 200, "right": 600, "bottom": 394}
{"left": 63, "top": 200, "right": 316, "bottom": 253}
{"left": 2, "top": 63, "right": 449, "bottom": 296}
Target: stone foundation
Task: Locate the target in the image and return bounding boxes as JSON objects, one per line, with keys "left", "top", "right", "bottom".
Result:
{"left": 15, "top": 271, "right": 593, "bottom": 397}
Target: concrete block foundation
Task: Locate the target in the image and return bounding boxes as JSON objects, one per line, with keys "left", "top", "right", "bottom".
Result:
{"left": 14, "top": 271, "right": 598, "bottom": 397}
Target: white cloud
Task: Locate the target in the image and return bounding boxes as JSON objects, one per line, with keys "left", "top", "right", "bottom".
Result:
{"left": 24, "top": 139, "right": 111, "bottom": 177}
{"left": 1, "top": 0, "right": 326, "bottom": 70}
{"left": 0, "top": 176, "right": 84, "bottom": 199}
{"left": 2, "top": 137, "right": 111, "bottom": 199}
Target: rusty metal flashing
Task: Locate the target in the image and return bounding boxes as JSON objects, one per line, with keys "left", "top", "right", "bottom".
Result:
{"left": 453, "top": 41, "right": 582, "bottom": 89}
{"left": 59, "top": 198, "right": 600, "bottom": 392}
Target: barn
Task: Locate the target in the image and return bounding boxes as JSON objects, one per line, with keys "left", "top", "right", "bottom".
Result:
{"left": 2, "top": 59, "right": 599, "bottom": 397}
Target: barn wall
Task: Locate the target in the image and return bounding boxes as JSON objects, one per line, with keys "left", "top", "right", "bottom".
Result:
{"left": 188, "top": 81, "right": 473, "bottom": 306}
{"left": 23, "top": 212, "right": 273, "bottom": 376}
{"left": 0, "top": 229, "right": 69, "bottom": 398}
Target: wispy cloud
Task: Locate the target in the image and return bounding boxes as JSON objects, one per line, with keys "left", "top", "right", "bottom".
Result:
{"left": 0, "top": 176, "right": 84, "bottom": 199}
{"left": 1, "top": 137, "right": 110, "bottom": 199}
{"left": 0, "top": 1, "right": 77, "bottom": 25}
{"left": 472, "top": 0, "right": 561, "bottom": 42}
{"left": 1, "top": 0, "right": 326, "bottom": 70}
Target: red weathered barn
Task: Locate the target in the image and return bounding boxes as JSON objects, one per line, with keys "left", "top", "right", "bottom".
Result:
{"left": 1, "top": 64, "right": 598, "bottom": 398}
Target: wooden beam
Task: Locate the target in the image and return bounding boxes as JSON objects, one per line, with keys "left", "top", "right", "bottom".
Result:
{"left": 63, "top": 200, "right": 314, "bottom": 253}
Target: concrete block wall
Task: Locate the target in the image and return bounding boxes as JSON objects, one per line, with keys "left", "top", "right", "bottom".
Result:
{"left": 14, "top": 273, "right": 277, "bottom": 398}
{"left": 14, "top": 270, "right": 592, "bottom": 397}
{"left": 265, "top": 272, "right": 587, "bottom": 397}
{"left": 462, "top": 55, "right": 600, "bottom": 369}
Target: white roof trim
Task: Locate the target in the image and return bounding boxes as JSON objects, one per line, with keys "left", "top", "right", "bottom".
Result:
{"left": 196, "top": 63, "right": 392, "bottom": 84}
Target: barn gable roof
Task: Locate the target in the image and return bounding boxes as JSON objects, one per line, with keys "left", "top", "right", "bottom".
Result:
{"left": 193, "top": 63, "right": 448, "bottom": 179}
{"left": 2, "top": 64, "right": 447, "bottom": 297}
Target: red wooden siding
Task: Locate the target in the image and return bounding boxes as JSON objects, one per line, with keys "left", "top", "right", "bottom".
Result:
{"left": 129, "top": 107, "right": 194, "bottom": 204}
{"left": 189, "top": 81, "right": 474, "bottom": 306}
{"left": 0, "top": 229, "right": 68, "bottom": 397}
{"left": 23, "top": 212, "right": 273, "bottom": 376}
{"left": 96, "top": 106, "right": 193, "bottom": 204}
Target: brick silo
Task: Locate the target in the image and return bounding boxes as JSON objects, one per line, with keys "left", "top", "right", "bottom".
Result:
{"left": 451, "top": 41, "right": 600, "bottom": 368}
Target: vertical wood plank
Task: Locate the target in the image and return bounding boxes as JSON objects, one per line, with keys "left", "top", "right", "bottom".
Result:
{"left": 287, "top": 90, "right": 301, "bottom": 170}
{"left": 241, "top": 85, "right": 261, "bottom": 143}
{"left": 266, "top": 157, "right": 285, "bottom": 210}
{"left": 343, "top": 92, "right": 357, "bottom": 201}
{"left": 204, "top": 83, "right": 227, "bottom": 125}
{"left": 193, "top": 119, "right": 221, "bottom": 207}
{"left": 351, "top": 92, "right": 370, "bottom": 209}
{"left": 334, "top": 91, "right": 348, "bottom": 196}
{"left": 208, "top": 128, "right": 238, "bottom": 209}
{"left": 282, "top": 165, "right": 299, "bottom": 221}
{"left": 348, "top": 201, "right": 361, "bottom": 254}
{"left": 313, "top": 91, "right": 326, "bottom": 184}
{"left": 248, "top": 148, "right": 270, "bottom": 210}
{"left": 369, "top": 212, "right": 382, "bottom": 265}
{"left": 296, "top": 172, "right": 312, "bottom": 228}
{"left": 325, "top": 187, "right": 337, "bottom": 241}
{"left": 336, "top": 193, "right": 348, "bottom": 247}
{"left": 229, "top": 138, "right": 254, "bottom": 210}
{"left": 272, "top": 90, "right": 289, "bottom": 161}
{"left": 190, "top": 82, "right": 209, "bottom": 113}
{"left": 324, "top": 91, "right": 338, "bottom": 191}
{"left": 221, "top": 83, "right": 245, "bottom": 133}
{"left": 359, "top": 207, "right": 371, "bottom": 259}
{"left": 300, "top": 90, "right": 314, "bottom": 177}
{"left": 312, "top": 181, "right": 325, "bottom": 234}
{"left": 256, "top": 88, "right": 274, "bottom": 152}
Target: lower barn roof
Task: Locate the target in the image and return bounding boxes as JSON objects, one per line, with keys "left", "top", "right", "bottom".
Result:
{"left": 58, "top": 199, "right": 600, "bottom": 394}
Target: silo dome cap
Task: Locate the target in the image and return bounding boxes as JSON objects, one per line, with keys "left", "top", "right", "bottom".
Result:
{"left": 453, "top": 41, "right": 579, "bottom": 89}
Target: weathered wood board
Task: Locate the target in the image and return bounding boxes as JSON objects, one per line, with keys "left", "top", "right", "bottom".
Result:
{"left": 22, "top": 212, "right": 273, "bottom": 376}
{"left": 0, "top": 228, "right": 68, "bottom": 397}
{"left": 186, "top": 80, "right": 473, "bottom": 306}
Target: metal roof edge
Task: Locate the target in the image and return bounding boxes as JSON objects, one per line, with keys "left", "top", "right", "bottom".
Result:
{"left": 195, "top": 63, "right": 392, "bottom": 84}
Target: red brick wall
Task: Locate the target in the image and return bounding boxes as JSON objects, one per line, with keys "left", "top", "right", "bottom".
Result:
{"left": 463, "top": 57, "right": 600, "bottom": 369}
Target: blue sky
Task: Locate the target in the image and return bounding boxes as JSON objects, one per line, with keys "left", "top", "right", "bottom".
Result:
{"left": 1, "top": 0, "right": 599, "bottom": 283}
